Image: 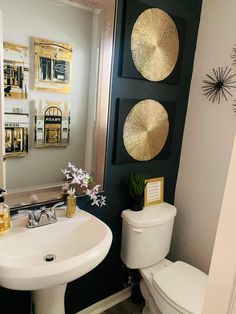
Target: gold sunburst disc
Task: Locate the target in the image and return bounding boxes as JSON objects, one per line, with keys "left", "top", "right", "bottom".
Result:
{"left": 131, "top": 8, "right": 179, "bottom": 81}
{"left": 123, "top": 99, "right": 169, "bottom": 161}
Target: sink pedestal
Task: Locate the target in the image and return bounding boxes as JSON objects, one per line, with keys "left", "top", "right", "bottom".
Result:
{"left": 31, "top": 284, "right": 67, "bottom": 314}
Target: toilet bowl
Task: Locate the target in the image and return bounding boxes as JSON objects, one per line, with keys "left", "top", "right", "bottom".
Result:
{"left": 120, "top": 203, "right": 208, "bottom": 314}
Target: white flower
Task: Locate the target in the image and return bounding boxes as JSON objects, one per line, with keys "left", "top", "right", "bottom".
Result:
{"left": 61, "top": 169, "right": 67, "bottom": 175}
{"left": 77, "top": 168, "right": 84, "bottom": 175}
{"left": 84, "top": 189, "right": 90, "bottom": 195}
{"left": 67, "top": 187, "right": 75, "bottom": 196}
{"left": 68, "top": 162, "right": 74, "bottom": 168}
{"left": 91, "top": 198, "right": 100, "bottom": 206}
{"left": 61, "top": 162, "right": 106, "bottom": 207}
{"left": 99, "top": 195, "right": 106, "bottom": 207}
{"left": 92, "top": 185, "right": 101, "bottom": 193}
{"left": 87, "top": 189, "right": 97, "bottom": 200}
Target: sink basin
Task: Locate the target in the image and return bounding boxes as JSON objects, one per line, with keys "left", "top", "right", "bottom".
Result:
{"left": 0, "top": 209, "right": 112, "bottom": 314}
{"left": 0, "top": 209, "right": 112, "bottom": 290}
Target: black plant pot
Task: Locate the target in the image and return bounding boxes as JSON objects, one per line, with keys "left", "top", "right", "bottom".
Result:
{"left": 131, "top": 196, "right": 144, "bottom": 211}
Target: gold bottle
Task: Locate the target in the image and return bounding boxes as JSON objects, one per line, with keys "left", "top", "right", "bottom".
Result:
{"left": 66, "top": 195, "right": 77, "bottom": 218}
{"left": 0, "top": 189, "right": 10, "bottom": 234}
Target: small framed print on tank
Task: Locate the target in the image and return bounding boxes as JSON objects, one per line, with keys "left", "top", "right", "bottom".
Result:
{"left": 144, "top": 177, "right": 164, "bottom": 207}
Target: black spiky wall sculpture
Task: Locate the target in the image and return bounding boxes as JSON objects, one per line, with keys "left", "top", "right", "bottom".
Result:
{"left": 202, "top": 67, "right": 236, "bottom": 103}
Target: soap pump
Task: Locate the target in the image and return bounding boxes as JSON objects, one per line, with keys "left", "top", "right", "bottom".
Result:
{"left": 0, "top": 188, "right": 10, "bottom": 234}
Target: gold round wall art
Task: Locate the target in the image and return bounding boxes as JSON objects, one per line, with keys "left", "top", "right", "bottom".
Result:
{"left": 131, "top": 8, "right": 179, "bottom": 81}
{"left": 123, "top": 99, "right": 169, "bottom": 161}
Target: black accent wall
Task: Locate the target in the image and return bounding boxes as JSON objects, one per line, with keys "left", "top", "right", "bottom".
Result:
{"left": 66, "top": 0, "right": 203, "bottom": 312}
{"left": 0, "top": 0, "right": 202, "bottom": 313}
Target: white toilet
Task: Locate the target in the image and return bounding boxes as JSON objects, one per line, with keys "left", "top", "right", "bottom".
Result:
{"left": 121, "top": 202, "right": 208, "bottom": 314}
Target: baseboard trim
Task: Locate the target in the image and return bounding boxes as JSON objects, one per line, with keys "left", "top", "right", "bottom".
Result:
{"left": 77, "top": 287, "right": 132, "bottom": 314}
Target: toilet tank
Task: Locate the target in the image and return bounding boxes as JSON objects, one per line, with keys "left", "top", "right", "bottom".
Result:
{"left": 121, "top": 202, "right": 177, "bottom": 269}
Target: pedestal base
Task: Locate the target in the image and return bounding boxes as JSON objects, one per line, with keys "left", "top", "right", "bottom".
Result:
{"left": 31, "top": 284, "right": 67, "bottom": 314}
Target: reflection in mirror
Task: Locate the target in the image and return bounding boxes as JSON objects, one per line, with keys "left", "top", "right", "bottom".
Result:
{"left": 0, "top": 0, "right": 115, "bottom": 208}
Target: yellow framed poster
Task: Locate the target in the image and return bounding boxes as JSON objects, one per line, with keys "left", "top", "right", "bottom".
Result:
{"left": 3, "top": 42, "right": 29, "bottom": 99}
{"left": 34, "top": 37, "right": 72, "bottom": 93}
{"left": 34, "top": 100, "right": 70, "bottom": 147}
{"left": 144, "top": 177, "right": 164, "bottom": 207}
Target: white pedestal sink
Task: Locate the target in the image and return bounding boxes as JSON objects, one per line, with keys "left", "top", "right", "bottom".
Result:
{"left": 0, "top": 209, "right": 112, "bottom": 314}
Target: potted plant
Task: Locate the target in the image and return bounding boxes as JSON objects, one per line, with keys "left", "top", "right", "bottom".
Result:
{"left": 127, "top": 173, "right": 147, "bottom": 211}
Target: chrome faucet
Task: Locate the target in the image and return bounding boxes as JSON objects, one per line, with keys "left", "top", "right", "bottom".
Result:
{"left": 12, "top": 202, "right": 64, "bottom": 228}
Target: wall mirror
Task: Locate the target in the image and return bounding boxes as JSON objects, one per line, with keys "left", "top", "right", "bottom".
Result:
{"left": 0, "top": 0, "right": 116, "bottom": 208}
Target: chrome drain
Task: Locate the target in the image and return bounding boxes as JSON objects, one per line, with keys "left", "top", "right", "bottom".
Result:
{"left": 43, "top": 254, "right": 56, "bottom": 262}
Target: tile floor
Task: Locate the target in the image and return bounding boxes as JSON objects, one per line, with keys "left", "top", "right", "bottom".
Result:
{"left": 102, "top": 298, "right": 144, "bottom": 314}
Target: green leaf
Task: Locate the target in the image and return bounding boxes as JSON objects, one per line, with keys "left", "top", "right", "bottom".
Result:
{"left": 127, "top": 173, "right": 147, "bottom": 198}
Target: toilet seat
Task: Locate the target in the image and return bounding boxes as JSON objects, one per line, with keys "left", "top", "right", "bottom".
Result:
{"left": 140, "top": 260, "right": 208, "bottom": 314}
{"left": 152, "top": 261, "right": 208, "bottom": 314}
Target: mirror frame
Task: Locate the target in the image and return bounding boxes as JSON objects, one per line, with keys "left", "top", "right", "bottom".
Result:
{"left": 0, "top": 0, "right": 116, "bottom": 208}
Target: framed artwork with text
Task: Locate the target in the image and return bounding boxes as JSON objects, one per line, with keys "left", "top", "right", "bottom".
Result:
{"left": 144, "top": 177, "right": 164, "bottom": 207}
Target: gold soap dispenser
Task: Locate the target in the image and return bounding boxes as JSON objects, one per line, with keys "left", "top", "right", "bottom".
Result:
{"left": 0, "top": 188, "right": 10, "bottom": 234}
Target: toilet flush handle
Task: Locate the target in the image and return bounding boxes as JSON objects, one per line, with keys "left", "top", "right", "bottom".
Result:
{"left": 132, "top": 228, "right": 143, "bottom": 233}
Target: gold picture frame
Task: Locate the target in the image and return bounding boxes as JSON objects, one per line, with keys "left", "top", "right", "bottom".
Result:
{"left": 144, "top": 177, "right": 164, "bottom": 207}
{"left": 34, "top": 100, "right": 70, "bottom": 147}
{"left": 3, "top": 42, "right": 29, "bottom": 99}
{"left": 34, "top": 37, "right": 72, "bottom": 93}
{"left": 5, "top": 111, "right": 29, "bottom": 157}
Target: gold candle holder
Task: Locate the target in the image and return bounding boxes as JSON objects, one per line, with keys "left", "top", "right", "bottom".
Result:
{"left": 66, "top": 195, "right": 77, "bottom": 218}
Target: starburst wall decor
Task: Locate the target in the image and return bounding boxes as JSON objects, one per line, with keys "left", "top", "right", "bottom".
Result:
{"left": 202, "top": 67, "right": 236, "bottom": 103}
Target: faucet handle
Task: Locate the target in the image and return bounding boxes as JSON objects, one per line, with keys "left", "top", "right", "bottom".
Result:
{"left": 26, "top": 210, "right": 38, "bottom": 228}
{"left": 11, "top": 210, "right": 38, "bottom": 228}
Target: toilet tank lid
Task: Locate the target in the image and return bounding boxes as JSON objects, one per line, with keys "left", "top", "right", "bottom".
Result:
{"left": 153, "top": 261, "right": 208, "bottom": 314}
{"left": 121, "top": 202, "right": 177, "bottom": 228}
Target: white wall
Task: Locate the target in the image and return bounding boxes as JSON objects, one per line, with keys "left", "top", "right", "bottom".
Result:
{"left": 0, "top": 0, "right": 93, "bottom": 190}
{"left": 202, "top": 135, "right": 236, "bottom": 314}
{"left": 170, "top": 0, "right": 236, "bottom": 273}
